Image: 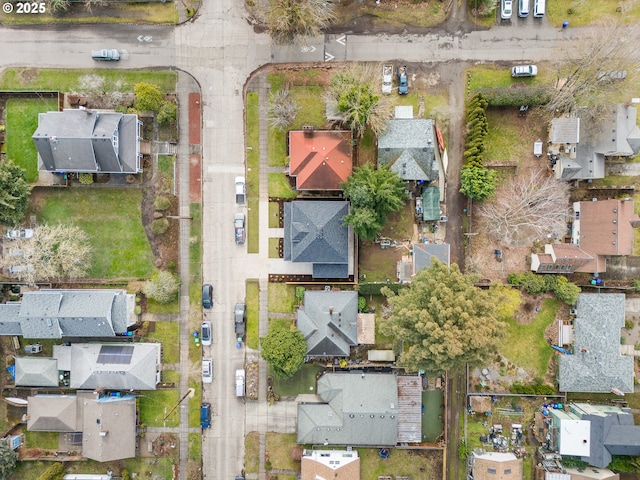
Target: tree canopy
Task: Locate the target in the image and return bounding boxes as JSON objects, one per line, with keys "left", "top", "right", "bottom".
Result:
{"left": 459, "top": 165, "right": 496, "bottom": 202}
{"left": 0, "top": 160, "right": 31, "bottom": 228}
{"left": 268, "top": 0, "right": 336, "bottom": 44}
{"left": 381, "top": 261, "right": 505, "bottom": 375}
{"left": 0, "top": 442, "right": 18, "bottom": 479}
{"left": 261, "top": 323, "right": 307, "bottom": 379}
{"left": 341, "top": 164, "right": 407, "bottom": 240}
{"left": 143, "top": 270, "right": 180, "bottom": 304}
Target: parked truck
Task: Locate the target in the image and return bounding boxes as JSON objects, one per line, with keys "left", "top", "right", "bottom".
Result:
{"left": 234, "top": 302, "right": 246, "bottom": 338}
{"left": 398, "top": 66, "right": 408, "bottom": 94}
{"left": 235, "top": 176, "right": 246, "bottom": 204}
{"left": 235, "top": 369, "right": 245, "bottom": 397}
{"left": 234, "top": 213, "right": 246, "bottom": 245}
{"left": 382, "top": 64, "right": 393, "bottom": 94}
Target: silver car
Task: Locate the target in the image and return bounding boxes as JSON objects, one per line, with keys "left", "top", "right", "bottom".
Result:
{"left": 202, "top": 358, "right": 213, "bottom": 384}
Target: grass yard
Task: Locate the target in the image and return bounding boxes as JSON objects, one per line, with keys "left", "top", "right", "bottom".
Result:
{"left": 1, "top": 2, "right": 177, "bottom": 25}
{"left": 0, "top": 68, "right": 176, "bottom": 93}
{"left": 147, "top": 297, "right": 180, "bottom": 314}
{"left": 358, "top": 129, "right": 377, "bottom": 166}
{"left": 269, "top": 173, "right": 297, "bottom": 199}
{"left": 268, "top": 282, "right": 297, "bottom": 313}
{"left": 271, "top": 363, "right": 323, "bottom": 398}
{"left": 359, "top": 448, "right": 442, "bottom": 479}
{"left": 189, "top": 433, "right": 201, "bottom": 461}
{"left": 246, "top": 92, "right": 260, "bottom": 254}
{"left": 24, "top": 431, "right": 58, "bottom": 449}
{"left": 269, "top": 202, "right": 280, "bottom": 228}
{"left": 158, "top": 155, "right": 176, "bottom": 192}
{"left": 9, "top": 460, "right": 51, "bottom": 480}
{"left": 148, "top": 322, "right": 180, "bottom": 363}
{"left": 189, "top": 203, "right": 202, "bottom": 304}
{"left": 138, "top": 390, "right": 180, "bottom": 427}
{"left": 290, "top": 86, "right": 326, "bottom": 128}
{"left": 5, "top": 97, "right": 58, "bottom": 182}
{"left": 547, "top": 0, "right": 640, "bottom": 27}
{"left": 333, "top": 0, "right": 446, "bottom": 29}
{"left": 162, "top": 370, "right": 180, "bottom": 384}
{"left": 246, "top": 279, "right": 260, "bottom": 349}
{"left": 500, "top": 298, "right": 559, "bottom": 378}
{"left": 266, "top": 433, "right": 300, "bottom": 471}
{"left": 33, "top": 188, "right": 154, "bottom": 278}
{"left": 269, "top": 238, "right": 280, "bottom": 258}
{"left": 245, "top": 432, "right": 261, "bottom": 474}
{"left": 188, "top": 380, "right": 202, "bottom": 428}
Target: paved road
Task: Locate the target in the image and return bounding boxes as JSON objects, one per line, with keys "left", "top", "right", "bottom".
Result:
{"left": 0, "top": 9, "right": 621, "bottom": 480}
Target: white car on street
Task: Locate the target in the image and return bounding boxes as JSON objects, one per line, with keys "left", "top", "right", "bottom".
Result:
{"left": 202, "top": 358, "right": 213, "bottom": 383}
{"left": 501, "top": 0, "right": 513, "bottom": 19}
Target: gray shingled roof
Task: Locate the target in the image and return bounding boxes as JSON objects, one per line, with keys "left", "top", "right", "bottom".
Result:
{"left": 284, "top": 201, "right": 350, "bottom": 279}
{"left": 27, "top": 394, "right": 78, "bottom": 432}
{"left": 297, "top": 291, "right": 358, "bottom": 357}
{"left": 32, "top": 110, "right": 141, "bottom": 174}
{"left": 297, "top": 372, "right": 399, "bottom": 446}
{"left": 413, "top": 243, "right": 450, "bottom": 273}
{"left": 15, "top": 357, "right": 59, "bottom": 387}
{"left": 81, "top": 392, "right": 137, "bottom": 462}
{"left": 59, "top": 343, "right": 160, "bottom": 390}
{"left": 559, "top": 294, "right": 634, "bottom": 393}
{"left": 377, "top": 119, "right": 439, "bottom": 181}
{"left": 551, "top": 117, "right": 580, "bottom": 144}
{"left": 0, "top": 290, "right": 136, "bottom": 339}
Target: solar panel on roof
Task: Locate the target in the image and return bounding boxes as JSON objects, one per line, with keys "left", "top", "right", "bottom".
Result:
{"left": 97, "top": 345, "right": 134, "bottom": 364}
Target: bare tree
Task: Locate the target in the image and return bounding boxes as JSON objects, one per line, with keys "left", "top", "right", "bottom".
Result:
{"left": 1, "top": 224, "right": 92, "bottom": 283}
{"left": 478, "top": 171, "right": 570, "bottom": 246}
{"left": 268, "top": 88, "right": 301, "bottom": 131}
{"left": 548, "top": 19, "right": 640, "bottom": 121}
{"left": 268, "top": 0, "right": 336, "bottom": 44}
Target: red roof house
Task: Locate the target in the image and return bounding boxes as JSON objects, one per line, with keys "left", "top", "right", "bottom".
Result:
{"left": 288, "top": 130, "right": 353, "bottom": 190}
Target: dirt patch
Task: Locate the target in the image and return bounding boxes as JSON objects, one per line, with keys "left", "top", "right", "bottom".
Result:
{"left": 246, "top": 362, "right": 259, "bottom": 400}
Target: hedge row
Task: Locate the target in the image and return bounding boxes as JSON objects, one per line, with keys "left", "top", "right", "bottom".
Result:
{"left": 474, "top": 86, "right": 554, "bottom": 107}
{"left": 507, "top": 272, "right": 581, "bottom": 305}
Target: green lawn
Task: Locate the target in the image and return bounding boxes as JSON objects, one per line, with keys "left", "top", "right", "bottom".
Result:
{"left": 34, "top": 188, "right": 154, "bottom": 278}
{"left": 189, "top": 203, "right": 202, "bottom": 305}
{"left": 5, "top": 97, "right": 58, "bottom": 182}
{"left": 158, "top": 155, "right": 176, "bottom": 192}
{"left": 246, "top": 279, "right": 260, "bottom": 350}
{"left": 266, "top": 433, "right": 299, "bottom": 471}
{"left": 0, "top": 68, "right": 176, "bottom": 92}
{"left": 268, "top": 173, "right": 297, "bottom": 199}
{"left": 483, "top": 109, "right": 527, "bottom": 163}
{"left": 138, "top": 390, "right": 181, "bottom": 427}
{"left": 245, "top": 431, "right": 261, "bottom": 474}
{"left": 269, "top": 202, "right": 280, "bottom": 228}
{"left": 147, "top": 298, "right": 180, "bottom": 314}
{"left": 547, "top": 0, "right": 640, "bottom": 27}
{"left": 359, "top": 448, "right": 440, "bottom": 479}
{"left": 189, "top": 433, "right": 201, "bottom": 462}
{"left": 269, "top": 238, "right": 280, "bottom": 258}
{"left": 268, "top": 283, "right": 296, "bottom": 313}
{"left": 290, "top": 86, "right": 326, "bottom": 128}
{"left": 148, "top": 322, "right": 180, "bottom": 364}
{"left": 500, "top": 298, "right": 559, "bottom": 378}
{"left": 246, "top": 92, "right": 260, "bottom": 254}
{"left": 24, "top": 431, "right": 58, "bottom": 449}
{"left": 271, "top": 363, "right": 323, "bottom": 398}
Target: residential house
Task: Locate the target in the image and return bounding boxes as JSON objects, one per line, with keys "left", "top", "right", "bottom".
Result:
{"left": 468, "top": 450, "right": 523, "bottom": 480}
{"left": 288, "top": 129, "right": 353, "bottom": 190}
{"left": 551, "top": 104, "right": 640, "bottom": 181}
{"left": 32, "top": 109, "right": 143, "bottom": 174}
{"left": 283, "top": 200, "right": 353, "bottom": 279}
{"left": 413, "top": 243, "right": 450, "bottom": 271}
{"left": 301, "top": 449, "right": 360, "bottom": 480}
{"left": 532, "top": 198, "right": 640, "bottom": 274}
{"left": 378, "top": 118, "right": 440, "bottom": 183}
{"left": 0, "top": 289, "right": 137, "bottom": 339}
{"left": 297, "top": 290, "right": 358, "bottom": 357}
{"left": 558, "top": 294, "right": 634, "bottom": 393}
{"left": 548, "top": 403, "right": 640, "bottom": 469}
{"left": 297, "top": 372, "right": 400, "bottom": 446}
{"left": 53, "top": 343, "right": 161, "bottom": 390}
{"left": 28, "top": 391, "right": 137, "bottom": 462}
{"left": 14, "top": 357, "right": 59, "bottom": 387}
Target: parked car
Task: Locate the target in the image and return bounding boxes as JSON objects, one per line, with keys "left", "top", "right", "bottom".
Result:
{"left": 234, "top": 302, "right": 246, "bottom": 338}
{"left": 202, "top": 284, "right": 213, "bottom": 309}
{"left": 91, "top": 49, "right": 120, "bottom": 61}
{"left": 511, "top": 65, "right": 538, "bottom": 77}
{"left": 398, "top": 66, "right": 409, "bottom": 95}
{"left": 501, "top": 0, "right": 513, "bottom": 19}
{"left": 201, "top": 321, "right": 212, "bottom": 346}
{"left": 234, "top": 213, "right": 246, "bottom": 245}
{"left": 202, "top": 358, "right": 213, "bottom": 384}
{"left": 236, "top": 369, "right": 245, "bottom": 397}
{"left": 6, "top": 229, "right": 34, "bottom": 240}
{"left": 382, "top": 64, "right": 393, "bottom": 94}
{"left": 200, "top": 402, "right": 212, "bottom": 428}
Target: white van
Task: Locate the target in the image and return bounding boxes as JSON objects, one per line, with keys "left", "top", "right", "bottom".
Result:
{"left": 533, "top": 0, "right": 545, "bottom": 17}
{"left": 235, "top": 369, "right": 245, "bottom": 397}
{"left": 518, "top": 0, "right": 529, "bottom": 17}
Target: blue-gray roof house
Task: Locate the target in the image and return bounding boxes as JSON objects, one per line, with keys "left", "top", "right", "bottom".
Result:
{"left": 558, "top": 293, "right": 634, "bottom": 393}
{"left": 0, "top": 289, "right": 137, "bottom": 339}
{"left": 284, "top": 201, "right": 353, "bottom": 279}
{"left": 32, "top": 109, "right": 143, "bottom": 174}
{"left": 297, "top": 290, "right": 358, "bottom": 357}
{"left": 377, "top": 119, "right": 439, "bottom": 182}
{"left": 297, "top": 372, "right": 399, "bottom": 446}
{"left": 413, "top": 243, "right": 450, "bottom": 273}
{"left": 548, "top": 403, "right": 640, "bottom": 468}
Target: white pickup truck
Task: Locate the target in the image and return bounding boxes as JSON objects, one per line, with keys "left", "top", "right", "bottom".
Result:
{"left": 382, "top": 64, "right": 393, "bottom": 94}
{"left": 235, "top": 176, "right": 246, "bottom": 204}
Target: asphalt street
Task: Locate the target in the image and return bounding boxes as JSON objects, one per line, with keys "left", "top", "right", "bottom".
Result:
{"left": 0, "top": 6, "right": 623, "bottom": 480}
